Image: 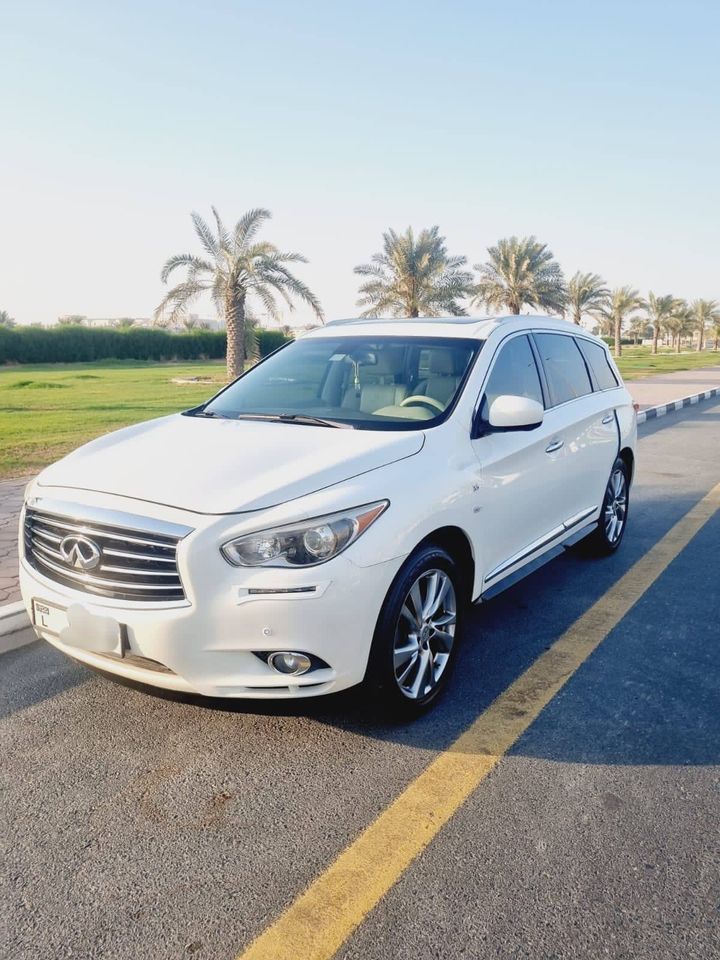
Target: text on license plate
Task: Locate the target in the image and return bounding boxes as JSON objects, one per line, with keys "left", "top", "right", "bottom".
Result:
{"left": 32, "top": 600, "right": 70, "bottom": 636}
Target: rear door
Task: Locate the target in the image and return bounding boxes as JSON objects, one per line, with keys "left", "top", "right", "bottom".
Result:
{"left": 531, "top": 332, "right": 618, "bottom": 529}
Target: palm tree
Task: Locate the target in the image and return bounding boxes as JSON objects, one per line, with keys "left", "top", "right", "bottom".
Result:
{"left": 627, "top": 314, "right": 650, "bottom": 345}
{"left": 472, "top": 236, "right": 566, "bottom": 316}
{"left": 565, "top": 272, "right": 609, "bottom": 325}
{"left": 642, "top": 292, "right": 675, "bottom": 355}
{"left": 713, "top": 317, "right": 720, "bottom": 351}
{"left": 690, "top": 299, "right": 720, "bottom": 351}
{"left": 592, "top": 286, "right": 643, "bottom": 357}
{"left": 354, "top": 226, "right": 473, "bottom": 318}
{"left": 156, "top": 207, "right": 323, "bottom": 379}
{"left": 0, "top": 310, "right": 15, "bottom": 327}
{"left": 666, "top": 300, "right": 695, "bottom": 353}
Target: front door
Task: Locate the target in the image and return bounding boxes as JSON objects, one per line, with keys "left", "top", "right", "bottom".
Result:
{"left": 469, "top": 332, "right": 568, "bottom": 589}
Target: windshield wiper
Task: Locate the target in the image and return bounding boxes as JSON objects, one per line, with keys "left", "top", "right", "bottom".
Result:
{"left": 188, "top": 409, "right": 230, "bottom": 419}
{"left": 233, "top": 413, "right": 353, "bottom": 429}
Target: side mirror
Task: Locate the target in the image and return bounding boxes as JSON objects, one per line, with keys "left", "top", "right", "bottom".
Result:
{"left": 488, "top": 395, "right": 544, "bottom": 430}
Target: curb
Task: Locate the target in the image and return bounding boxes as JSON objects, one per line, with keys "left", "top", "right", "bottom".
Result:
{"left": 636, "top": 387, "right": 720, "bottom": 424}
{"left": 0, "top": 601, "right": 34, "bottom": 653}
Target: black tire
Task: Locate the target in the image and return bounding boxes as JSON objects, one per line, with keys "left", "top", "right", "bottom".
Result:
{"left": 584, "top": 456, "right": 630, "bottom": 556}
{"left": 363, "top": 544, "right": 465, "bottom": 718}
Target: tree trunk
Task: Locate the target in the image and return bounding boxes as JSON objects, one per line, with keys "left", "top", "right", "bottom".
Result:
{"left": 573, "top": 308, "right": 581, "bottom": 325}
{"left": 224, "top": 290, "right": 246, "bottom": 380}
{"left": 676, "top": 336, "right": 681, "bottom": 354}
{"left": 410, "top": 307, "right": 419, "bottom": 318}
{"left": 652, "top": 326, "right": 659, "bottom": 354}
{"left": 697, "top": 327, "right": 703, "bottom": 351}
{"left": 614, "top": 317, "right": 622, "bottom": 357}
{"left": 714, "top": 338, "right": 718, "bottom": 351}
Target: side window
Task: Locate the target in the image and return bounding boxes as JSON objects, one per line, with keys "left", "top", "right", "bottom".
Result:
{"left": 534, "top": 333, "right": 593, "bottom": 406}
{"left": 479, "top": 335, "right": 544, "bottom": 422}
{"left": 577, "top": 338, "right": 620, "bottom": 390}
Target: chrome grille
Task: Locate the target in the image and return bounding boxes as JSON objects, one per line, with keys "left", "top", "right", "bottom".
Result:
{"left": 24, "top": 505, "right": 189, "bottom": 603}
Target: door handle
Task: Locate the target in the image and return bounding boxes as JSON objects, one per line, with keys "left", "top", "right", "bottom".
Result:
{"left": 545, "top": 439, "right": 564, "bottom": 454}
{"left": 601, "top": 413, "right": 614, "bottom": 424}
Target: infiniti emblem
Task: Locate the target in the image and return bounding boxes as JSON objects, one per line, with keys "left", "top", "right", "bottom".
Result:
{"left": 59, "top": 535, "right": 102, "bottom": 571}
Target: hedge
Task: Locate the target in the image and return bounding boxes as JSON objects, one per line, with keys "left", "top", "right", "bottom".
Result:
{"left": 0, "top": 325, "right": 292, "bottom": 365}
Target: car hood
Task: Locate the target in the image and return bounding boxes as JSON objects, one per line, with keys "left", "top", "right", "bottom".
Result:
{"left": 36, "top": 414, "right": 425, "bottom": 514}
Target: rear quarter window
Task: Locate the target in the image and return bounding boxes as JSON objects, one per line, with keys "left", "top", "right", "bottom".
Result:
{"left": 577, "top": 338, "right": 620, "bottom": 390}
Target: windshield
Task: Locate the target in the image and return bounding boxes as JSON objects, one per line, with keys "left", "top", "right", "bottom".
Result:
{"left": 200, "top": 335, "right": 482, "bottom": 430}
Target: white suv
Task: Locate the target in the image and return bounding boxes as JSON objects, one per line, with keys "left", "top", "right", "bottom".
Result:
{"left": 20, "top": 316, "right": 636, "bottom": 715}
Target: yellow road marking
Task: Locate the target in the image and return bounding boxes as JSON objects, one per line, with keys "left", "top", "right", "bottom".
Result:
{"left": 237, "top": 481, "right": 720, "bottom": 960}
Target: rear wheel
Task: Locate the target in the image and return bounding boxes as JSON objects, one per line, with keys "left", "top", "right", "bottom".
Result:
{"left": 585, "top": 457, "right": 629, "bottom": 555}
{"left": 364, "top": 545, "right": 464, "bottom": 717}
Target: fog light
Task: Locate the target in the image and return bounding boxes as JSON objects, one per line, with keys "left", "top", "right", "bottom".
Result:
{"left": 268, "top": 651, "right": 313, "bottom": 676}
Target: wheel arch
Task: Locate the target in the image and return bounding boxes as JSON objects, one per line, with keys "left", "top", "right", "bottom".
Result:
{"left": 619, "top": 446, "right": 635, "bottom": 485}
{"left": 416, "top": 525, "right": 476, "bottom": 602}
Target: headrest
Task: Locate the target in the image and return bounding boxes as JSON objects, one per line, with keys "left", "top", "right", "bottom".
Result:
{"left": 428, "top": 349, "right": 456, "bottom": 376}
{"left": 372, "top": 347, "right": 404, "bottom": 377}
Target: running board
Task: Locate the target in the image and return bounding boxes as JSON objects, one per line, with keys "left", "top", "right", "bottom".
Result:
{"left": 476, "top": 521, "right": 598, "bottom": 603}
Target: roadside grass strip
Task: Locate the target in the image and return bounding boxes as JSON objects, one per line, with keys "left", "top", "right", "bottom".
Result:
{"left": 236, "top": 480, "right": 720, "bottom": 960}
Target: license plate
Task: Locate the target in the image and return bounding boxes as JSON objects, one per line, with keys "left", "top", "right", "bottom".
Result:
{"left": 32, "top": 598, "right": 122, "bottom": 654}
{"left": 32, "top": 599, "right": 69, "bottom": 636}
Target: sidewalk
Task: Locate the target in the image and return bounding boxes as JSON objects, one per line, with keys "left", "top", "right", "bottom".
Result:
{"left": 625, "top": 364, "right": 720, "bottom": 410}
{"left": 0, "top": 478, "right": 27, "bottom": 605}
{"left": 2, "top": 363, "right": 720, "bottom": 608}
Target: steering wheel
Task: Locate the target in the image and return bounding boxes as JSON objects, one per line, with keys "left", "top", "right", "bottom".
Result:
{"left": 399, "top": 395, "right": 446, "bottom": 414}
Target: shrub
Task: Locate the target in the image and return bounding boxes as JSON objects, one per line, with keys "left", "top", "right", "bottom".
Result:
{"left": 0, "top": 326, "right": 292, "bottom": 365}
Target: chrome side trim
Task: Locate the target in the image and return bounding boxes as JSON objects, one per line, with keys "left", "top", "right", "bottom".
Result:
{"left": 562, "top": 505, "right": 598, "bottom": 530}
{"left": 26, "top": 497, "right": 193, "bottom": 540}
{"left": 484, "top": 525, "right": 565, "bottom": 584}
{"left": 484, "top": 505, "right": 598, "bottom": 585}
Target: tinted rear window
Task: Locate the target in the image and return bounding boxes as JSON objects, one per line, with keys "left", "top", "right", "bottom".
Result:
{"left": 577, "top": 339, "right": 620, "bottom": 390}
{"left": 534, "top": 333, "right": 593, "bottom": 406}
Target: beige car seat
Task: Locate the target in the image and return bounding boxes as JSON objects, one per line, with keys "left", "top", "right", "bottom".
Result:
{"left": 341, "top": 348, "right": 408, "bottom": 413}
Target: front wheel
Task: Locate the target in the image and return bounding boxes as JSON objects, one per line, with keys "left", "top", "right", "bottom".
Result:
{"left": 363, "top": 545, "right": 464, "bottom": 717}
{"left": 585, "top": 457, "right": 630, "bottom": 555}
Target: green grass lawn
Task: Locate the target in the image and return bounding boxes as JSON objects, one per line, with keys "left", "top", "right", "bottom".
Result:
{"left": 615, "top": 346, "right": 720, "bottom": 379}
{"left": 0, "top": 360, "right": 227, "bottom": 479}
{"left": 1, "top": 348, "right": 719, "bottom": 480}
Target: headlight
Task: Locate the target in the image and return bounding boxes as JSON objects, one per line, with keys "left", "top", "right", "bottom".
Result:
{"left": 221, "top": 501, "right": 389, "bottom": 568}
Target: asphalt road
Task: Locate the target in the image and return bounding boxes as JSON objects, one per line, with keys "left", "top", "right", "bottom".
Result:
{"left": 2, "top": 400, "right": 719, "bottom": 960}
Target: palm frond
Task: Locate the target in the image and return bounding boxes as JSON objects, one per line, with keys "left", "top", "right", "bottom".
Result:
{"left": 160, "top": 253, "right": 213, "bottom": 284}
{"left": 190, "top": 211, "right": 219, "bottom": 259}
{"left": 153, "top": 280, "right": 207, "bottom": 327}
{"left": 233, "top": 208, "right": 272, "bottom": 251}
{"left": 211, "top": 206, "right": 231, "bottom": 251}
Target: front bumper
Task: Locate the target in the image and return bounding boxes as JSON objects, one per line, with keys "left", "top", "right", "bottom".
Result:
{"left": 20, "top": 542, "right": 405, "bottom": 700}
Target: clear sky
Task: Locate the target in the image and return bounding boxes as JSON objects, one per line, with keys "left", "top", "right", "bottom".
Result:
{"left": 1, "top": 0, "right": 718, "bottom": 326}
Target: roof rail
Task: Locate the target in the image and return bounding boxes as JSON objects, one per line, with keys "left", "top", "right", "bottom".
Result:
{"left": 324, "top": 316, "right": 492, "bottom": 327}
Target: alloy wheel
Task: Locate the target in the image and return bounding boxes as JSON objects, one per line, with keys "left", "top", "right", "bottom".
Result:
{"left": 604, "top": 468, "right": 628, "bottom": 544}
{"left": 393, "top": 568, "right": 457, "bottom": 700}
